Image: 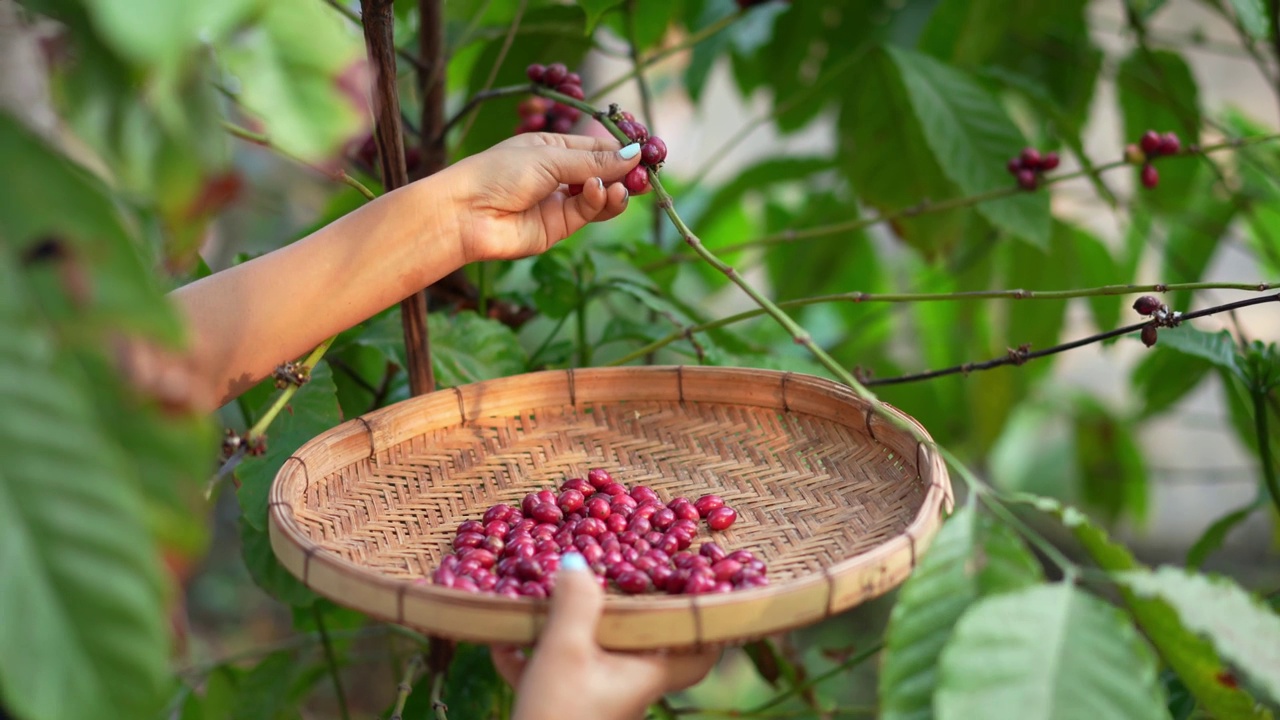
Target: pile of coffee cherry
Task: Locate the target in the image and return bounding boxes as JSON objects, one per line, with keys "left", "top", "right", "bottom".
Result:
{"left": 431, "top": 468, "right": 768, "bottom": 598}
{"left": 1006, "top": 147, "right": 1059, "bottom": 191}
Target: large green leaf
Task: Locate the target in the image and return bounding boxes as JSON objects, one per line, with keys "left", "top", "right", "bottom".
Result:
{"left": 1016, "top": 495, "right": 1272, "bottom": 718}
{"left": 888, "top": 46, "right": 1050, "bottom": 249}
{"left": 1118, "top": 567, "right": 1280, "bottom": 705}
{"left": 1117, "top": 50, "right": 1202, "bottom": 214}
{"left": 839, "top": 47, "right": 966, "bottom": 256}
{"left": 577, "top": 0, "right": 623, "bottom": 33}
{"left": 83, "top": 0, "right": 262, "bottom": 69}
{"left": 429, "top": 311, "right": 530, "bottom": 387}
{"left": 0, "top": 249, "right": 169, "bottom": 720}
{"left": 1186, "top": 501, "right": 1263, "bottom": 569}
{"left": 880, "top": 504, "right": 1043, "bottom": 720}
{"left": 1156, "top": 326, "right": 1242, "bottom": 379}
{"left": 1131, "top": 346, "right": 1213, "bottom": 418}
{"left": 1228, "top": 0, "right": 1270, "bottom": 39}
{"left": 1073, "top": 397, "right": 1148, "bottom": 524}
{"left": 219, "top": 0, "right": 367, "bottom": 162}
{"left": 935, "top": 584, "right": 1167, "bottom": 720}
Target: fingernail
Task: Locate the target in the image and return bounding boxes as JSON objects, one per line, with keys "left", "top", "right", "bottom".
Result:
{"left": 560, "top": 552, "right": 588, "bottom": 572}
{"left": 595, "top": 177, "right": 604, "bottom": 191}
{"left": 619, "top": 143, "right": 641, "bottom": 160}
{"left": 621, "top": 188, "right": 630, "bottom": 204}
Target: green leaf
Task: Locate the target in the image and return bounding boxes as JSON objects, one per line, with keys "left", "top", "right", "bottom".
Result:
{"left": 428, "top": 311, "right": 530, "bottom": 387}
{"left": 228, "top": 649, "right": 325, "bottom": 720}
{"left": 1156, "top": 326, "right": 1242, "bottom": 380}
{"left": 880, "top": 504, "right": 1042, "bottom": 720}
{"left": 887, "top": 46, "right": 1050, "bottom": 249}
{"left": 219, "top": 0, "right": 367, "bottom": 162}
{"left": 402, "top": 644, "right": 503, "bottom": 719}
{"left": 1117, "top": 50, "right": 1202, "bottom": 214}
{"left": 532, "top": 250, "right": 583, "bottom": 320}
{"left": 0, "top": 249, "right": 169, "bottom": 720}
{"left": 1228, "top": 0, "right": 1270, "bottom": 39}
{"left": 935, "top": 584, "right": 1167, "bottom": 720}
{"left": 1131, "top": 347, "right": 1213, "bottom": 418}
{"left": 1162, "top": 190, "right": 1236, "bottom": 310}
{"left": 1117, "top": 567, "right": 1280, "bottom": 705}
{"left": 839, "top": 47, "right": 966, "bottom": 255}
{"left": 83, "top": 0, "right": 263, "bottom": 68}
{"left": 1073, "top": 397, "right": 1148, "bottom": 524}
{"left": 1015, "top": 495, "right": 1272, "bottom": 718}
{"left": 239, "top": 518, "right": 319, "bottom": 608}
{"left": 1186, "top": 501, "right": 1262, "bottom": 569}
{"left": 578, "top": 0, "right": 624, "bottom": 33}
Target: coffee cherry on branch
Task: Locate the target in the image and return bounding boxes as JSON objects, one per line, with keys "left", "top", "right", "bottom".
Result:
{"left": 1141, "top": 163, "right": 1159, "bottom": 189}
{"left": 1005, "top": 146, "right": 1059, "bottom": 190}
{"left": 1140, "top": 130, "right": 1162, "bottom": 155}
{"left": 517, "top": 62, "right": 586, "bottom": 136}
{"left": 1158, "top": 132, "right": 1181, "bottom": 155}
{"left": 1141, "top": 323, "right": 1159, "bottom": 348}
{"left": 1132, "top": 296, "right": 1162, "bottom": 316}
{"left": 623, "top": 165, "right": 650, "bottom": 195}
{"left": 1016, "top": 168, "right": 1038, "bottom": 191}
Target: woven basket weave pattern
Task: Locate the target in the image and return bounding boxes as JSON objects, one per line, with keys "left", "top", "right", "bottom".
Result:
{"left": 270, "top": 367, "right": 952, "bottom": 649}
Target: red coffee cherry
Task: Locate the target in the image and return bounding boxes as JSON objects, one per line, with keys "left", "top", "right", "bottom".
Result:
{"left": 1141, "top": 163, "right": 1159, "bottom": 189}
{"left": 1132, "top": 296, "right": 1161, "bottom": 316}
{"left": 1016, "top": 168, "right": 1038, "bottom": 191}
{"left": 543, "top": 63, "right": 568, "bottom": 87}
{"left": 1141, "top": 323, "right": 1159, "bottom": 348}
{"left": 1019, "top": 147, "right": 1042, "bottom": 169}
{"left": 557, "top": 489, "right": 585, "bottom": 514}
{"left": 1140, "top": 130, "right": 1162, "bottom": 155}
{"left": 1158, "top": 132, "right": 1181, "bottom": 155}
{"left": 693, "top": 494, "right": 725, "bottom": 518}
{"left": 526, "top": 63, "right": 546, "bottom": 83}
{"left": 1040, "top": 152, "right": 1060, "bottom": 171}
{"left": 707, "top": 506, "right": 738, "bottom": 531}
{"left": 587, "top": 468, "right": 614, "bottom": 489}
{"left": 641, "top": 137, "right": 668, "bottom": 165}
{"left": 622, "top": 166, "right": 650, "bottom": 194}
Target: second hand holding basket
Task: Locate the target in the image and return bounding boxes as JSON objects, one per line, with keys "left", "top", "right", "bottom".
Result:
{"left": 269, "top": 366, "right": 953, "bottom": 650}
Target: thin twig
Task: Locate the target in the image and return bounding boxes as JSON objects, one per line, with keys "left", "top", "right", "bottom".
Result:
{"left": 314, "top": 605, "right": 352, "bottom": 720}
{"left": 865, "top": 293, "right": 1280, "bottom": 387}
{"left": 440, "top": 85, "right": 530, "bottom": 139}
{"left": 1253, "top": 388, "right": 1280, "bottom": 519}
{"left": 222, "top": 121, "right": 376, "bottom": 200}
{"left": 605, "top": 281, "right": 1278, "bottom": 367}
{"left": 430, "top": 666, "right": 449, "bottom": 720}
{"left": 389, "top": 654, "right": 424, "bottom": 720}
{"left": 743, "top": 641, "right": 883, "bottom": 714}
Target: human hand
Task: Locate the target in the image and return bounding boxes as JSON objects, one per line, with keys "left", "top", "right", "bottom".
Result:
{"left": 429, "top": 133, "right": 644, "bottom": 265}
{"left": 491, "top": 552, "right": 720, "bottom": 720}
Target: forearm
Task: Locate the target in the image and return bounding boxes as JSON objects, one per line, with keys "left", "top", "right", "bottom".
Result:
{"left": 171, "top": 178, "right": 462, "bottom": 409}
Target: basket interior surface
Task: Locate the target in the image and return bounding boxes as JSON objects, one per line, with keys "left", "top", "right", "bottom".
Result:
{"left": 285, "top": 372, "right": 929, "bottom": 591}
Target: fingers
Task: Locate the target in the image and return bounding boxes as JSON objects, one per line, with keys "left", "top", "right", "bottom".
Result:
{"left": 506, "top": 131, "right": 629, "bottom": 153}
{"left": 489, "top": 646, "right": 528, "bottom": 687}
{"left": 528, "top": 143, "right": 642, "bottom": 187}
{"left": 538, "top": 552, "right": 605, "bottom": 654}
{"left": 660, "top": 648, "right": 722, "bottom": 691}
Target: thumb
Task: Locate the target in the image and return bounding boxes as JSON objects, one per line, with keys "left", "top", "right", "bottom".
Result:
{"left": 531, "top": 143, "right": 642, "bottom": 186}
{"left": 539, "top": 552, "right": 605, "bottom": 652}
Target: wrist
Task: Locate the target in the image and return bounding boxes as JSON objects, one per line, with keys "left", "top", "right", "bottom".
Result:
{"left": 403, "top": 174, "right": 472, "bottom": 280}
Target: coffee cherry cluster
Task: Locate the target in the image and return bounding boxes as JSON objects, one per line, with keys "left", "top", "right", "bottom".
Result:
{"left": 1132, "top": 295, "right": 1173, "bottom": 348}
{"left": 431, "top": 468, "right": 767, "bottom": 598}
{"left": 1005, "top": 147, "right": 1060, "bottom": 191}
{"left": 1125, "top": 130, "right": 1182, "bottom": 190}
{"left": 612, "top": 111, "right": 668, "bottom": 195}
{"left": 517, "top": 63, "right": 585, "bottom": 135}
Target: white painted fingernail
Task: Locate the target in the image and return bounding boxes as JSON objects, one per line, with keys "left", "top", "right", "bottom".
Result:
{"left": 595, "top": 177, "right": 604, "bottom": 191}
{"left": 619, "top": 143, "right": 641, "bottom": 159}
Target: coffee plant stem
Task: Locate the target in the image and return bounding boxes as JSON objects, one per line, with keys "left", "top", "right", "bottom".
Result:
{"left": 866, "top": 292, "right": 1280, "bottom": 387}
{"left": 974, "top": 483, "right": 1080, "bottom": 581}
{"left": 221, "top": 121, "right": 377, "bottom": 201}
{"left": 388, "top": 654, "right": 423, "bottom": 720}
{"left": 1252, "top": 388, "right": 1280, "bottom": 518}
{"left": 661, "top": 134, "right": 1280, "bottom": 265}
{"left": 321, "top": 0, "right": 427, "bottom": 73}
{"left": 589, "top": 13, "right": 740, "bottom": 101}
{"left": 246, "top": 336, "right": 335, "bottom": 445}
{"left": 608, "top": 282, "right": 1278, "bottom": 367}
{"left": 430, "top": 666, "right": 449, "bottom": 720}
{"left": 313, "top": 605, "right": 352, "bottom": 720}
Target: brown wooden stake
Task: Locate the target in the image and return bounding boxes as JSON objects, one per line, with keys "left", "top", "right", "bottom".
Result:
{"left": 360, "top": 0, "right": 434, "bottom": 395}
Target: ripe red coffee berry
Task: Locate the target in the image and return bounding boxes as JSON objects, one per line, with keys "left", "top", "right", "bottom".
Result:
{"left": 693, "top": 495, "right": 725, "bottom": 518}
{"left": 561, "top": 478, "right": 593, "bottom": 495}
{"left": 585, "top": 496, "right": 611, "bottom": 520}
{"left": 1006, "top": 157, "right": 1022, "bottom": 175}
{"left": 526, "top": 63, "right": 546, "bottom": 83}
{"left": 700, "top": 541, "right": 727, "bottom": 563}
{"left": 641, "top": 137, "right": 668, "bottom": 165}
{"left": 556, "top": 83, "right": 585, "bottom": 101}
{"left": 549, "top": 116, "right": 574, "bottom": 134}
{"left": 457, "top": 519, "right": 485, "bottom": 535}
{"left": 483, "top": 504, "right": 514, "bottom": 524}
{"left": 530, "top": 502, "right": 563, "bottom": 524}
{"left": 454, "top": 531, "right": 485, "bottom": 551}
{"left": 1158, "top": 132, "right": 1181, "bottom": 155}
{"left": 616, "top": 120, "right": 642, "bottom": 142}
{"left": 671, "top": 502, "right": 699, "bottom": 522}
{"left": 605, "top": 513, "right": 628, "bottom": 533}
{"left": 1141, "top": 163, "right": 1159, "bottom": 189}
{"left": 707, "top": 506, "right": 738, "bottom": 531}
{"left": 587, "top": 468, "right": 614, "bottom": 488}
{"left": 1016, "top": 168, "right": 1038, "bottom": 190}
{"left": 616, "top": 570, "right": 651, "bottom": 594}
{"left": 623, "top": 166, "right": 650, "bottom": 194}
{"left": 1040, "top": 152, "right": 1060, "bottom": 171}
{"left": 652, "top": 508, "right": 676, "bottom": 530}
{"left": 566, "top": 72, "right": 582, "bottom": 86}
{"left": 557, "top": 489, "right": 585, "bottom": 514}
{"left": 1019, "top": 147, "right": 1041, "bottom": 169}
{"left": 1140, "top": 130, "right": 1162, "bottom": 155}
{"left": 543, "top": 63, "right": 568, "bottom": 87}
{"left": 566, "top": 184, "right": 583, "bottom": 196}
{"left": 1132, "top": 296, "right": 1161, "bottom": 316}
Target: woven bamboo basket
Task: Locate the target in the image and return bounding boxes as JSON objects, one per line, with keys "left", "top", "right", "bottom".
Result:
{"left": 269, "top": 366, "right": 953, "bottom": 650}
